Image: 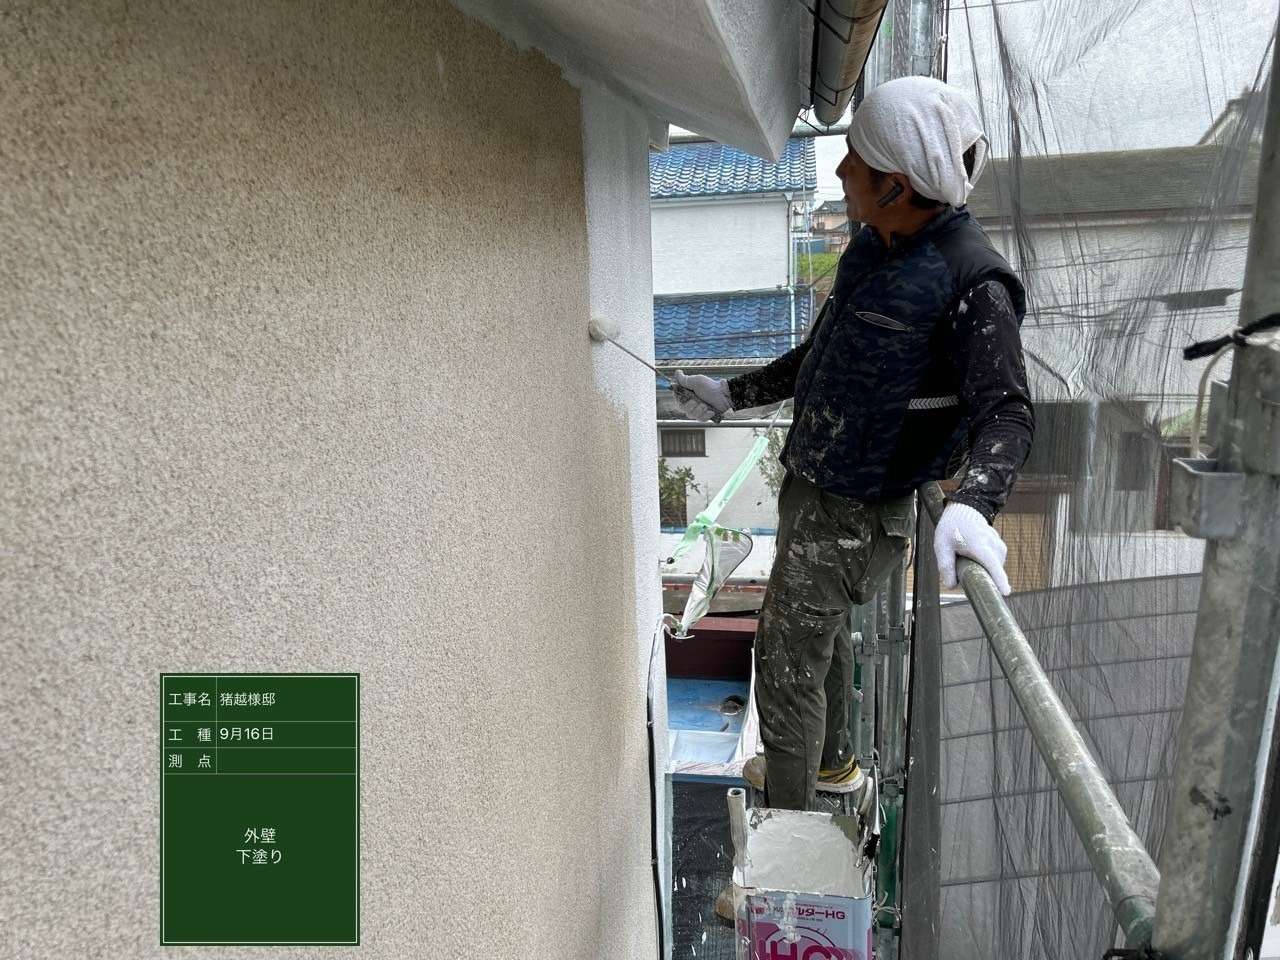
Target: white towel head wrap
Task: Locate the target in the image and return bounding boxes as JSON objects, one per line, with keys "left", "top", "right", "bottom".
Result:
{"left": 845, "top": 76, "right": 989, "bottom": 207}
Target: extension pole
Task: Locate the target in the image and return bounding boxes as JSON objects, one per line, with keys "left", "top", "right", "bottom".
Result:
{"left": 1152, "top": 31, "right": 1280, "bottom": 960}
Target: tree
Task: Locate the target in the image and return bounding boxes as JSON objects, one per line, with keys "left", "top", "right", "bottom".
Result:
{"left": 754, "top": 426, "right": 788, "bottom": 497}
{"left": 658, "top": 457, "right": 701, "bottom": 527}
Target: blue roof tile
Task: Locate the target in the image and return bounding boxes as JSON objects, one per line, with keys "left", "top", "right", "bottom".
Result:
{"left": 650, "top": 138, "right": 817, "bottom": 199}
{"left": 654, "top": 291, "right": 812, "bottom": 361}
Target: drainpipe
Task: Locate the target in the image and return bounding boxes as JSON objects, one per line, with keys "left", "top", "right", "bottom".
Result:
{"left": 785, "top": 192, "right": 797, "bottom": 349}
{"left": 910, "top": 0, "right": 944, "bottom": 79}
{"left": 811, "top": 0, "right": 890, "bottom": 124}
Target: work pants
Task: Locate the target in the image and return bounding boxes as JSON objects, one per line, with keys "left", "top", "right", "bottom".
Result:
{"left": 754, "top": 471, "right": 914, "bottom": 811}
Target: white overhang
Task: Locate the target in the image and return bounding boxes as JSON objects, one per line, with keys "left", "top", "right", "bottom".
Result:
{"left": 450, "top": 0, "right": 812, "bottom": 160}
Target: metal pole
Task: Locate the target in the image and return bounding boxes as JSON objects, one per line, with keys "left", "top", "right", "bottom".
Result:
{"left": 668, "top": 121, "right": 852, "bottom": 144}
{"left": 900, "top": 500, "right": 942, "bottom": 960}
{"left": 909, "top": 0, "right": 940, "bottom": 78}
{"left": 850, "top": 604, "right": 866, "bottom": 761}
{"left": 656, "top": 419, "right": 794, "bottom": 429}
{"left": 1152, "top": 34, "right": 1280, "bottom": 960}
{"left": 858, "top": 600, "right": 879, "bottom": 771}
{"left": 880, "top": 558, "right": 909, "bottom": 782}
{"left": 919, "top": 482, "right": 1162, "bottom": 946}
{"left": 876, "top": 551, "right": 910, "bottom": 960}
{"left": 786, "top": 193, "right": 798, "bottom": 351}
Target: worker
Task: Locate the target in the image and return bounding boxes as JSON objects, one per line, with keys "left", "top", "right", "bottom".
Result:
{"left": 674, "top": 77, "right": 1034, "bottom": 828}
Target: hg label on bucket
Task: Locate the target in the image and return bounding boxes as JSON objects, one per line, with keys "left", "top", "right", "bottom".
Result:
{"left": 737, "top": 890, "right": 873, "bottom": 960}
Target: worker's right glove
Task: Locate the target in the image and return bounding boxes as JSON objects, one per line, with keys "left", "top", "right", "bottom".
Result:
{"left": 672, "top": 370, "right": 733, "bottom": 422}
{"left": 933, "top": 501, "right": 1012, "bottom": 597}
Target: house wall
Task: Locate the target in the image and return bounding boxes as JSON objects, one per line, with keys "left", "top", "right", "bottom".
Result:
{"left": 2, "top": 2, "right": 659, "bottom": 957}
{"left": 813, "top": 209, "right": 850, "bottom": 232}
{"left": 1048, "top": 494, "right": 1205, "bottom": 586}
{"left": 579, "top": 83, "right": 669, "bottom": 957}
{"left": 980, "top": 215, "right": 1251, "bottom": 402}
{"left": 651, "top": 196, "right": 790, "bottom": 295}
{"left": 664, "top": 426, "right": 781, "bottom": 532}
{"left": 974, "top": 214, "right": 1249, "bottom": 577}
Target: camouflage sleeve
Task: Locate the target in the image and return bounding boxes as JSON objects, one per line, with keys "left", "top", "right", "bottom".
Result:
{"left": 947, "top": 280, "right": 1035, "bottom": 522}
{"left": 725, "top": 340, "right": 811, "bottom": 411}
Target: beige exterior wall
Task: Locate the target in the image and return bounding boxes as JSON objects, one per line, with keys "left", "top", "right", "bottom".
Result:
{"left": 2, "top": 2, "right": 657, "bottom": 957}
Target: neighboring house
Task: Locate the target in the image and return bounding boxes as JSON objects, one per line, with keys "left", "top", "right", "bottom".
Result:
{"left": 2, "top": 2, "right": 828, "bottom": 957}
{"left": 811, "top": 197, "right": 853, "bottom": 251}
{"left": 967, "top": 116, "right": 1259, "bottom": 587}
{"left": 650, "top": 137, "right": 817, "bottom": 533}
{"left": 812, "top": 197, "right": 849, "bottom": 231}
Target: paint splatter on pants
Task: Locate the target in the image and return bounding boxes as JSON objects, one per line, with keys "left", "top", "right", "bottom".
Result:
{"left": 754, "top": 471, "right": 914, "bottom": 811}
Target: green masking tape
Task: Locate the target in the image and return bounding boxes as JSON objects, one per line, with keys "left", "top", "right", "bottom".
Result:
{"left": 666, "top": 433, "right": 771, "bottom": 564}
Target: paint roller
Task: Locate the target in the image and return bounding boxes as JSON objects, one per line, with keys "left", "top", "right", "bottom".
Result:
{"left": 588, "top": 316, "right": 723, "bottom": 423}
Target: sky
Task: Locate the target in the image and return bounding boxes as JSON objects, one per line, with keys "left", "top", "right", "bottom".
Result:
{"left": 806, "top": 0, "right": 1278, "bottom": 201}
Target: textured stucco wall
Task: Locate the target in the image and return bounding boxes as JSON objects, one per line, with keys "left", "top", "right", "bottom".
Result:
{"left": 579, "top": 81, "right": 668, "bottom": 955}
{"left": 651, "top": 196, "right": 790, "bottom": 295}
{"left": 2, "top": 2, "right": 657, "bottom": 957}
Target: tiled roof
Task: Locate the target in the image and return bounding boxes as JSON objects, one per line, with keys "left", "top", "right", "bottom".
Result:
{"left": 650, "top": 138, "right": 817, "bottom": 199}
{"left": 654, "top": 291, "right": 812, "bottom": 361}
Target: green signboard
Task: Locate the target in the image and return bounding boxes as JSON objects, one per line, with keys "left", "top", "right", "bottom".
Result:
{"left": 160, "top": 674, "right": 360, "bottom": 945}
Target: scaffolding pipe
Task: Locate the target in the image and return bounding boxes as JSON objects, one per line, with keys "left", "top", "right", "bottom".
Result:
{"left": 856, "top": 601, "right": 879, "bottom": 770}
{"left": 1152, "top": 30, "right": 1280, "bottom": 960}
{"left": 919, "top": 482, "right": 1161, "bottom": 946}
{"left": 879, "top": 556, "right": 909, "bottom": 783}
{"left": 656, "top": 419, "right": 794, "bottom": 429}
{"left": 667, "top": 121, "right": 850, "bottom": 143}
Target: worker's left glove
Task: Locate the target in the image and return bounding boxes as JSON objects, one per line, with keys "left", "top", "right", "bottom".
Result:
{"left": 933, "top": 502, "right": 1012, "bottom": 597}
{"left": 672, "top": 370, "right": 733, "bottom": 422}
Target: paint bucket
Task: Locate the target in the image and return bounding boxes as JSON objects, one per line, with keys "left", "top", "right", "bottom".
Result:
{"left": 726, "top": 789, "right": 874, "bottom": 960}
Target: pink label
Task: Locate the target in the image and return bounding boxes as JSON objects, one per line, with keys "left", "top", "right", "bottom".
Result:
{"left": 736, "top": 892, "right": 871, "bottom": 960}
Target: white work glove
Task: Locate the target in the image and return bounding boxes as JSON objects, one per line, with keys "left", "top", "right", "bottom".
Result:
{"left": 672, "top": 370, "right": 732, "bottom": 422}
{"left": 933, "top": 501, "right": 1012, "bottom": 597}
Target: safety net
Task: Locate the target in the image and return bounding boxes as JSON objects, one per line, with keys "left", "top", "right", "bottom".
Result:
{"left": 654, "top": 2, "right": 1277, "bottom": 956}
{"left": 898, "top": 2, "right": 1277, "bottom": 958}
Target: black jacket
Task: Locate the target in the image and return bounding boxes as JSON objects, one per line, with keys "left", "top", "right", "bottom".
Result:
{"left": 727, "top": 206, "right": 1034, "bottom": 522}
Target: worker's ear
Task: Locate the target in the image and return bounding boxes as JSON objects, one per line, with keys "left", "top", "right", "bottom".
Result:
{"left": 876, "top": 177, "right": 906, "bottom": 208}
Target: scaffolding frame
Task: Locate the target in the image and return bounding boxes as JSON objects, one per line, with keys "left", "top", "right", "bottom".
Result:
{"left": 882, "top": 35, "right": 1280, "bottom": 957}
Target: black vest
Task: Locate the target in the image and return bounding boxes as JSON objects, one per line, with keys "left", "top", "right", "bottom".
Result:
{"left": 782, "top": 206, "right": 1025, "bottom": 501}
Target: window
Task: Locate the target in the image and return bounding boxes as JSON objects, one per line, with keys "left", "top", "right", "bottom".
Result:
{"left": 1019, "top": 403, "right": 1085, "bottom": 480}
{"left": 1115, "top": 431, "right": 1154, "bottom": 491}
{"left": 661, "top": 428, "right": 706, "bottom": 458}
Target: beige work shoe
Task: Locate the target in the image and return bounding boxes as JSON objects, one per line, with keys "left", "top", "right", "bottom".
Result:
{"left": 715, "top": 883, "right": 736, "bottom": 922}
{"left": 741, "top": 754, "right": 867, "bottom": 795}
{"left": 817, "top": 757, "right": 866, "bottom": 794}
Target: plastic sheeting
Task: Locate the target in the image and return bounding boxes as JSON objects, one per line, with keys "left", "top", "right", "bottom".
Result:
{"left": 663, "top": 3, "right": 1277, "bottom": 956}
{"left": 898, "top": 2, "right": 1277, "bottom": 958}
{"left": 670, "top": 526, "right": 755, "bottom": 639}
